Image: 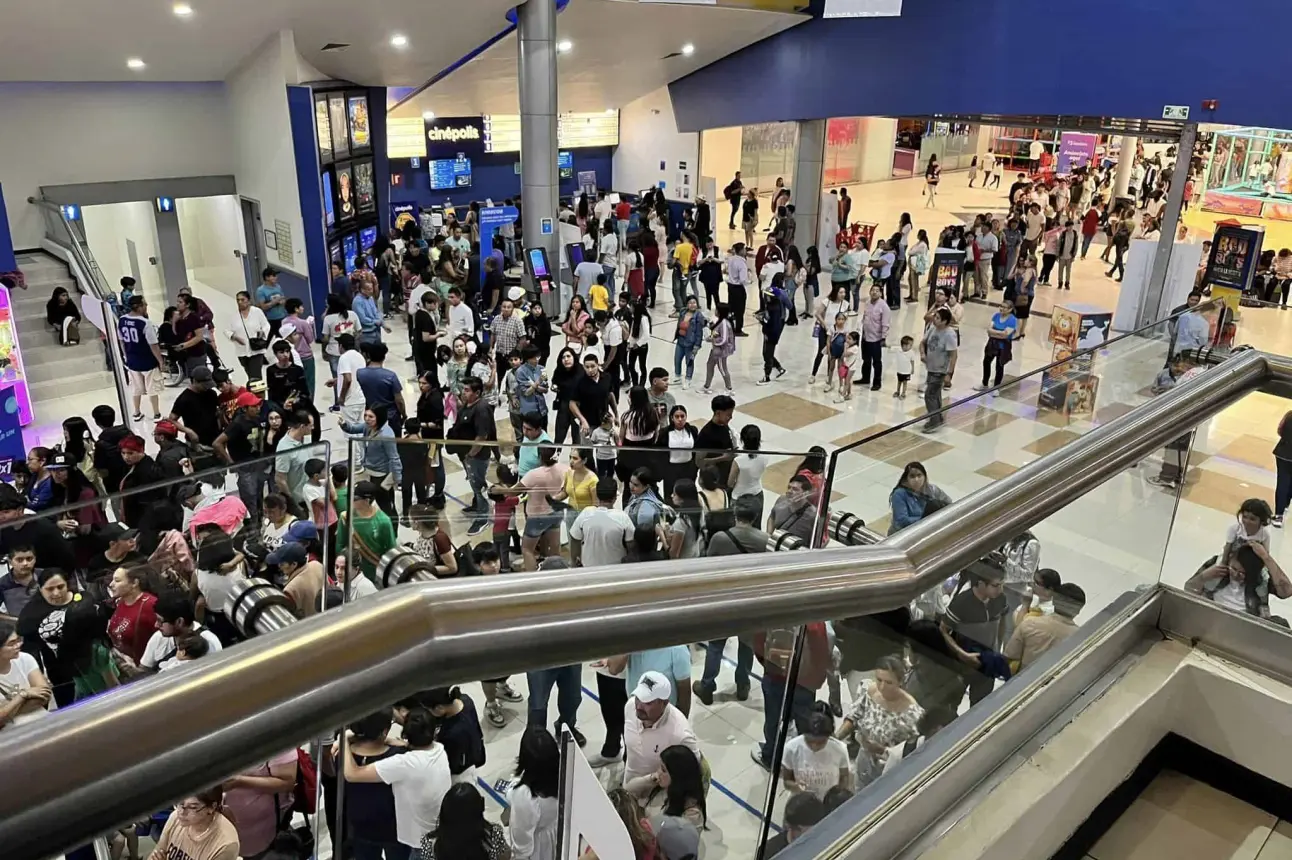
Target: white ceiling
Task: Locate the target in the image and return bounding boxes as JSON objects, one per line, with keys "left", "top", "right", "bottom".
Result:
{"left": 0, "top": 0, "right": 517, "bottom": 84}
{"left": 387, "top": 0, "right": 806, "bottom": 118}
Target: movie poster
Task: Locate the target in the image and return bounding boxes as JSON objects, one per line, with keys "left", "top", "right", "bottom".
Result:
{"left": 353, "top": 160, "right": 375, "bottom": 214}
{"left": 930, "top": 249, "right": 965, "bottom": 299}
{"left": 329, "top": 95, "right": 350, "bottom": 160}
{"left": 348, "top": 95, "right": 370, "bottom": 151}
{"left": 1203, "top": 224, "right": 1263, "bottom": 291}
{"left": 315, "top": 96, "right": 333, "bottom": 163}
{"left": 321, "top": 171, "right": 335, "bottom": 229}
{"left": 336, "top": 164, "right": 355, "bottom": 221}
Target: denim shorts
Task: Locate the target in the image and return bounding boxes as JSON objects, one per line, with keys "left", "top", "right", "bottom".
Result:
{"left": 523, "top": 510, "right": 562, "bottom": 539}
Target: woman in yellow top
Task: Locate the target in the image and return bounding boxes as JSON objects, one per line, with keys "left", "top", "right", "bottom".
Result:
{"left": 551, "top": 447, "right": 600, "bottom": 533}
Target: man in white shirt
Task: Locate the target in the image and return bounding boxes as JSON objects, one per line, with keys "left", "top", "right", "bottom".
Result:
{"left": 139, "top": 591, "right": 223, "bottom": 673}
{"left": 574, "top": 259, "right": 604, "bottom": 301}
{"left": 570, "top": 481, "right": 634, "bottom": 567}
{"left": 446, "top": 287, "right": 476, "bottom": 341}
{"left": 621, "top": 671, "right": 700, "bottom": 798}
{"left": 347, "top": 710, "right": 451, "bottom": 853}
{"left": 594, "top": 192, "right": 612, "bottom": 225}
{"left": 601, "top": 311, "right": 625, "bottom": 388}
{"left": 331, "top": 333, "right": 368, "bottom": 424}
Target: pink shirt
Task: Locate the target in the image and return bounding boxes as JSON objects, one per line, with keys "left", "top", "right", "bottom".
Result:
{"left": 861, "top": 299, "right": 891, "bottom": 343}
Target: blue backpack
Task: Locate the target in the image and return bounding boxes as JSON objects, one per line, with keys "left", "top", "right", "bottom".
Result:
{"left": 830, "top": 332, "right": 846, "bottom": 358}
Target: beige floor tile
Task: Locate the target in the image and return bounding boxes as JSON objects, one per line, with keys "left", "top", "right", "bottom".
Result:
{"left": 868, "top": 513, "right": 892, "bottom": 534}
{"left": 976, "top": 461, "right": 1019, "bottom": 480}
{"left": 831, "top": 423, "right": 892, "bottom": 449}
{"left": 740, "top": 392, "right": 840, "bottom": 431}
{"left": 1023, "top": 428, "right": 1084, "bottom": 455}
{"left": 1216, "top": 434, "right": 1280, "bottom": 471}
{"left": 1094, "top": 402, "right": 1139, "bottom": 425}
{"left": 1181, "top": 468, "right": 1270, "bottom": 516}
{"left": 1090, "top": 770, "right": 1274, "bottom": 860}
{"left": 1256, "top": 820, "right": 1292, "bottom": 859}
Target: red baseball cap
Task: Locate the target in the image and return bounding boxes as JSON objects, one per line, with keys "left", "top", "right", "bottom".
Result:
{"left": 234, "top": 391, "right": 262, "bottom": 408}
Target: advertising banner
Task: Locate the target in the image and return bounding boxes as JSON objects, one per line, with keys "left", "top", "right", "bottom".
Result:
{"left": 1056, "top": 132, "right": 1098, "bottom": 174}
{"left": 1202, "top": 191, "right": 1264, "bottom": 217}
{"left": 930, "top": 248, "right": 966, "bottom": 300}
{"left": 1202, "top": 223, "right": 1263, "bottom": 291}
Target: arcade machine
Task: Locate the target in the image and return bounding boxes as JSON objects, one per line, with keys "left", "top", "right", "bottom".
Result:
{"left": 525, "top": 246, "right": 559, "bottom": 317}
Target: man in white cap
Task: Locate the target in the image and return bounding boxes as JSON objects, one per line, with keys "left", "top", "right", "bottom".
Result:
{"left": 621, "top": 671, "right": 699, "bottom": 799}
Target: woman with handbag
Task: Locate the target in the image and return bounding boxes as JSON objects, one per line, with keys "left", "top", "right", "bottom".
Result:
{"left": 230, "top": 290, "right": 271, "bottom": 382}
{"left": 1011, "top": 256, "right": 1037, "bottom": 339}
{"left": 975, "top": 299, "right": 1018, "bottom": 392}
{"left": 906, "top": 230, "right": 930, "bottom": 304}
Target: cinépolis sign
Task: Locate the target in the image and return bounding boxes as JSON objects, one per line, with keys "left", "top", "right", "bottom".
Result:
{"left": 424, "top": 117, "right": 485, "bottom": 157}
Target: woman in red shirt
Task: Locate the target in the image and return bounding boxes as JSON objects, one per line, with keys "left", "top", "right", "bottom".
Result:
{"left": 107, "top": 566, "right": 158, "bottom": 665}
{"left": 795, "top": 446, "right": 830, "bottom": 546}
{"left": 642, "top": 232, "right": 661, "bottom": 309}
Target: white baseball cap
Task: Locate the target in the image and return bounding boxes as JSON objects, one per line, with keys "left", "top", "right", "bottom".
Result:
{"left": 633, "top": 670, "right": 672, "bottom": 704}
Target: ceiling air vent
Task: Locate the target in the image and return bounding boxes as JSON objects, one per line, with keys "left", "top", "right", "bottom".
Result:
{"left": 660, "top": 51, "right": 682, "bottom": 59}
{"left": 320, "top": 43, "right": 350, "bottom": 52}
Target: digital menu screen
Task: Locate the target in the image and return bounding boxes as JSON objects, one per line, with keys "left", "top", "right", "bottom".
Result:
{"left": 353, "top": 160, "right": 375, "bottom": 215}
{"left": 359, "top": 226, "right": 377, "bottom": 254}
{"left": 321, "top": 170, "right": 335, "bottom": 228}
{"left": 387, "top": 117, "right": 427, "bottom": 159}
{"left": 343, "top": 232, "right": 359, "bottom": 274}
{"left": 347, "top": 95, "right": 371, "bottom": 151}
{"left": 328, "top": 94, "right": 350, "bottom": 160}
{"left": 480, "top": 113, "right": 619, "bottom": 153}
{"left": 335, "top": 164, "right": 355, "bottom": 221}
{"left": 315, "top": 95, "right": 333, "bottom": 162}
{"left": 429, "top": 156, "right": 472, "bottom": 190}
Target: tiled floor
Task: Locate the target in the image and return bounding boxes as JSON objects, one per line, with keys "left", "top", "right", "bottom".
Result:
{"left": 16, "top": 170, "right": 1292, "bottom": 853}
{"left": 1085, "top": 770, "right": 1292, "bottom": 860}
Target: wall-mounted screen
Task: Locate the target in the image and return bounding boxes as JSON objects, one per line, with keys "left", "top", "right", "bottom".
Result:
{"left": 353, "top": 160, "right": 375, "bottom": 215}
{"left": 348, "top": 94, "right": 371, "bottom": 152}
{"left": 329, "top": 241, "right": 341, "bottom": 263}
{"left": 359, "top": 225, "right": 378, "bottom": 254}
{"left": 321, "top": 170, "right": 335, "bottom": 228}
{"left": 480, "top": 113, "right": 619, "bottom": 152}
{"left": 429, "top": 156, "right": 472, "bottom": 190}
{"left": 335, "top": 164, "right": 355, "bottom": 221}
{"left": 316, "top": 95, "right": 333, "bottom": 163}
{"left": 328, "top": 94, "right": 350, "bottom": 160}
{"left": 343, "top": 232, "right": 359, "bottom": 274}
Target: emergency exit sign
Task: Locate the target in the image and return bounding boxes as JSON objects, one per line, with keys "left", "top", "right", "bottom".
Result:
{"left": 1162, "top": 105, "right": 1190, "bottom": 120}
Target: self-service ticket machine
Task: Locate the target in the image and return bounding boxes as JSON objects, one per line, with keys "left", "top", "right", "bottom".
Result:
{"left": 525, "top": 246, "right": 560, "bottom": 317}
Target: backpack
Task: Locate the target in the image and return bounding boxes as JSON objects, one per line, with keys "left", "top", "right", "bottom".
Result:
{"left": 829, "top": 332, "right": 846, "bottom": 359}
{"left": 763, "top": 628, "right": 797, "bottom": 673}
{"left": 700, "top": 491, "right": 735, "bottom": 544}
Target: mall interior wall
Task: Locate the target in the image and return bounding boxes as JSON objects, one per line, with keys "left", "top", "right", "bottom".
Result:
{"left": 613, "top": 87, "right": 698, "bottom": 198}
{"left": 176, "top": 196, "right": 246, "bottom": 299}
{"left": 224, "top": 31, "right": 311, "bottom": 300}
{"left": 0, "top": 82, "right": 233, "bottom": 251}
{"left": 81, "top": 202, "right": 165, "bottom": 309}
{"left": 669, "top": 0, "right": 1292, "bottom": 131}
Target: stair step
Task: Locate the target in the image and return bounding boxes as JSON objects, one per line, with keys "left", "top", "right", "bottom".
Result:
{"left": 24, "top": 347, "right": 110, "bottom": 383}
{"left": 31, "top": 371, "right": 117, "bottom": 401}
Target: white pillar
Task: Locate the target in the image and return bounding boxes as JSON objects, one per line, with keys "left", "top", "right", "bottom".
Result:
{"left": 517, "top": 0, "right": 560, "bottom": 271}
{"left": 1113, "top": 135, "right": 1139, "bottom": 201}
{"left": 793, "top": 120, "right": 826, "bottom": 250}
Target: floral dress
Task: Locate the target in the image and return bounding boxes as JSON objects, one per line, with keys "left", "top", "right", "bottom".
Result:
{"left": 844, "top": 681, "right": 925, "bottom": 785}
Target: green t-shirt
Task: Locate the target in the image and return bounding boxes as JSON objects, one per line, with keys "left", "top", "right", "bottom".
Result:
{"left": 338, "top": 507, "right": 397, "bottom": 581}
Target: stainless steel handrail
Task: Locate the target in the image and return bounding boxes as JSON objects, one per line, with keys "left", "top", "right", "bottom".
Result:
{"left": 0, "top": 349, "right": 1281, "bottom": 859}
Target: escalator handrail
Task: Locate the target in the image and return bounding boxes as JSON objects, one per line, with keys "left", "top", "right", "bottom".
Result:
{"left": 0, "top": 348, "right": 1277, "bottom": 859}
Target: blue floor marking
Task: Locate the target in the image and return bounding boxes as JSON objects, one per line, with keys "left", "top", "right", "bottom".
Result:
{"left": 579, "top": 685, "right": 782, "bottom": 833}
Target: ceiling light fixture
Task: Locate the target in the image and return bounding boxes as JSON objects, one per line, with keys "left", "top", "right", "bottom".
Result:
{"left": 422, "top": 111, "right": 436, "bottom": 120}
{"left": 681, "top": 43, "right": 695, "bottom": 56}
{"left": 556, "top": 40, "right": 573, "bottom": 53}
{"left": 390, "top": 34, "right": 408, "bottom": 48}
{"left": 127, "top": 58, "right": 146, "bottom": 70}
{"left": 172, "top": 2, "right": 193, "bottom": 16}
{"left": 605, "top": 108, "right": 615, "bottom": 115}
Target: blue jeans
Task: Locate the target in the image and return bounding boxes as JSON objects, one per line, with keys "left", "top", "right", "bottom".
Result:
{"left": 527, "top": 664, "right": 582, "bottom": 730}
{"left": 699, "top": 638, "right": 753, "bottom": 690}
{"left": 464, "top": 456, "right": 490, "bottom": 513}
{"left": 327, "top": 354, "right": 340, "bottom": 405}
{"left": 672, "top": 268, "right": 690, "bottom": 311}
{"left": 759, "top": 674, "right": 817, "bottom": 765}
{"left": 602, "top": 264, "right": 617, "bottom": 295}
{"left": 674, "top": 343, "right": 697, "bottom": 380}
{"left": 1080, "top": 233, "right": 1095, "bottom": 258}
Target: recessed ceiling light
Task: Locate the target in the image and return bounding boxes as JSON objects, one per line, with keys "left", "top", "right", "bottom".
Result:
{"left": 127, "top": 58, "right": 146, "bottom": 70}
{"left": 556, "top": 40, "right": 573, "bottom": 53}
{"left": 172, "top": 2, "right": 193, "bottom": 16}
{"left": 605, "top": 108, "right": 615, "bottom": 115}
{"left": 681, "top": 43, "right": 695, "bottom": 56}
{"left": 422, "top": 111, "right": 436, "bottom": 120}
{"left": 390, "top": 34, "right": 408, "bottom": 48}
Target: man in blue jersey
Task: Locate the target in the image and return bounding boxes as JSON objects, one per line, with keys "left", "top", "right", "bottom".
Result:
{"left": 119, "top": 295, "right": 165, "bottom": 421}
{"left": 255, "top": 267, "right": 288, "bottom": 337}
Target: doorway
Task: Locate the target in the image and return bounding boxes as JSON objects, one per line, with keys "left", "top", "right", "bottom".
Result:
{"left": 239, "top": 197, "right": 266, "bottom": 290}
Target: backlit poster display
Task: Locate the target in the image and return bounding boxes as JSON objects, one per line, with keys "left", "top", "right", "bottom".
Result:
{"left": 328, "top": 95, "right": 350, "bottom": 160}
{"left": 348, "top": 95, "right": 371, "bottom": 152}
{"left": 430, "top": 156, "right": 472, "bottom": 190}
{"left": 321, "top": 171, "right": 335, "bottom": 228}
{"left": 0, "top": 285, "right": 32, "bottom": 426}
{"left": 336, "top": 164, "right": 355, "bottom": 222}
{"left": 353, "top": 160, "right": 375, "bottom": 215}
{"left": 1202, "top": 223, "right": 1263, "bottom": 292}
{"left": 360, "top": 226, "right": 378, "bottom": 255}
{"left": 315, "top": 95, "right": 333, "bottom": 163}
{"left": 343, "top": 233, "right": 359, "bottom": 274}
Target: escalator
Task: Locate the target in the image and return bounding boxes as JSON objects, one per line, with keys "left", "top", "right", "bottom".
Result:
{"left": 2, "top": 347, "right": 1290, "bottom": 860}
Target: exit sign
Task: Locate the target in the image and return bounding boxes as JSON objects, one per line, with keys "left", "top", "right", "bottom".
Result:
{"left": 1162, "top": 105, "right": 1190, "bottom": 120}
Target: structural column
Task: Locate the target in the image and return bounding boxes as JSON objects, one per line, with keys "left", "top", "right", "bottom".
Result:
{"left": 1138, "top": 123, "right": 1197, "bottom": 327}
{"left": 792, "top": 120, "right": 826, "bottom": 252}
{"left": 1113, "top": 135, "right": 1139, "bottom": 204}
{"left": 517, "top": 0, "right": 560, "bottom": 276}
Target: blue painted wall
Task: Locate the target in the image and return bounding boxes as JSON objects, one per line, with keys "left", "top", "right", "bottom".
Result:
{"left": 670, "top": 1, "right": 1292, "bottom": 131}
{"left": 286, "top": 86, "right": 330, "bottom": 318}
{"left": 389, "top": 146, "right": 615, "bottom": 210}
{"left": 0, "top": 184, "right": 16, "bottom": 272}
